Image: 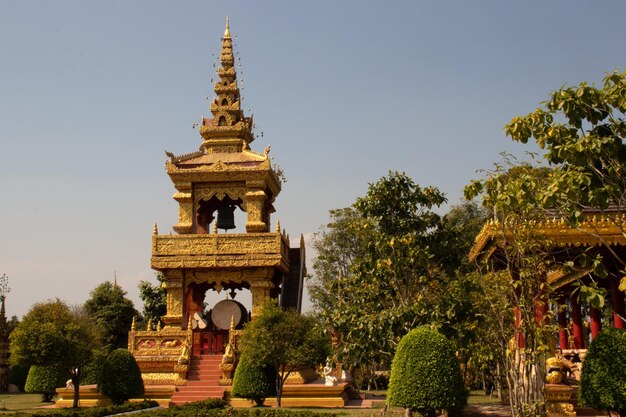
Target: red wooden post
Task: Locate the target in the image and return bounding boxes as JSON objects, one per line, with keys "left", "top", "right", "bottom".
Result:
{"left": 590, "top": 306, "right": 602, "bottom": 339}
{"left": 571, "top": 295, "right": 584, "bottom": 349}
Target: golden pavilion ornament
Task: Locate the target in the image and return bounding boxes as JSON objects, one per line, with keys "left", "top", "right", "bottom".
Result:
{"left": 128, "top": 18, "right": 306, "bottom": 393}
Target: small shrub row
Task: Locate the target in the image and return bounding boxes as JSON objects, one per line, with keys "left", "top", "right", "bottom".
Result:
{"left": 232, "top": 410, "right": 338, "bottom": 417}
{"left": 29, "top": 400, "right": 159, "bottom": 417}
{"left": 148, "top": 403, "right": 336, "bottom": 417}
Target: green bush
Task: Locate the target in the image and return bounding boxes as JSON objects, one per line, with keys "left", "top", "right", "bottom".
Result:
{"left": 147, "top": 407, "right": 336, "bottom": 417}
{"left": 232, "top": 353, "right": 277, "bottom": 406}
{"left": 9, "top": 363, "right": 30, "bottom": 391}
{"left": 579, "top": 328, "right": 626, "bottom": 417}
{"left": 24, "top": 364, "right": 65, "bottom": 402}
{"left": 81, "top": 349, "right": 107, "bottom": 385}
{"left": 387, "top": 326, "right": 467, "bottom": 417}
{"left": 98, "top": 348, "right": 144, "bottom": 404}
{"left": 177, "top": 398, "right": 227, "bottom": 409}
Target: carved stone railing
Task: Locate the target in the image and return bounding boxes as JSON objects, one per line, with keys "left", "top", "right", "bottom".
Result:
{"left": 152, "top": 232, "right": 290, "bottom": 270}
{"left": 219, "top": 318, "right": 243, "bottom": 386}
{"left": 128, "top": 325, "right": 192, "bottom": 386}
{"left": 153, "top": 232, "right": 287, "bottom": 256}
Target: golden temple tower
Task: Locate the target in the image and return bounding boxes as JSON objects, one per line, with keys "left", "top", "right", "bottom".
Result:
{"left": 129, "top": 18, "right": 305, "bottom": 388}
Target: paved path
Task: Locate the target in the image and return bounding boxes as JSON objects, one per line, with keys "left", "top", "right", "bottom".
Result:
{"left": 463, "top": 403, "right": 512, "bottom": 417}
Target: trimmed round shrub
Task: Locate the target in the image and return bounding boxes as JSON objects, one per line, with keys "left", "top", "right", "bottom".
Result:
{"left": 9, "top": 364, "right": 30, "bottom": 391}
{"left": 232, "top": 353, "right": 276, "bottom": 406}
{"left": 25, "top": 365, "right": 65, "bottom": 402}
{"left": 579, "top": 328, "right": 626, "bottom": 417}
{"left": 387, "top": 326, "right": 467, "bottom": 417}
{"left": 99, "top": 348, "right": 144, "bottom": 404}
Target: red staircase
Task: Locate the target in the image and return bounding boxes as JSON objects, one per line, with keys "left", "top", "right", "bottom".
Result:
{"left": 169, "top": 354, "right": 225, "bottom": 406}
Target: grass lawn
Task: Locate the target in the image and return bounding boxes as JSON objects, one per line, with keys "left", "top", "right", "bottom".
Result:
{"left": 0, "top": 393, "right": 54, "bottom": 414}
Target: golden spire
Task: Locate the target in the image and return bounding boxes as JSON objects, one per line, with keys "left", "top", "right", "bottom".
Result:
{"left": 200, "top": 18, "right": 254, "bottom": 152}
{"left": 224, "top": 16, "right": 231, "bottom": 39}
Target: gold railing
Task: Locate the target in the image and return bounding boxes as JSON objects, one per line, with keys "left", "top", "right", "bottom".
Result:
{"left": 152, "top": 232, "right": 289, "bottom": 258}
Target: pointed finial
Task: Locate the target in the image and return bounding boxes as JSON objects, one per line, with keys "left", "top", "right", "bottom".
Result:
{"left": 213, "top": 221, "right": 218, "bottom": 234}
{"left": 131, "top": 316, "right": 137, "bottom": 331}
{"left": 156, "top": 320, "right": 162, "bottom": 331}
{"left": 153, "top": 223, "right": 158, "bottom": 235}
{"left": 147, "top": 318, "right": 153, "bottom": 331}
{"left": 113, "top": 270, "right": 118, "bottom": 287}
{"left": 230, "top": 315, "right": 235, "bottom": 331}
{"left": 224, "top": 16, "right": 231, "bottom": 39}
{"left": 276, "top": 220, "right": 281, "bottom": 233}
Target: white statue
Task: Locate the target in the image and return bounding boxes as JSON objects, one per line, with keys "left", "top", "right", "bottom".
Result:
{"left": 323, "top": 358, "right": 337, "bottom": 386}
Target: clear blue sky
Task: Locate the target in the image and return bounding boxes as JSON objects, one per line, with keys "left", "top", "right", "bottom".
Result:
{"left": 2, "top": 1, "right": 625, "bottom": 319}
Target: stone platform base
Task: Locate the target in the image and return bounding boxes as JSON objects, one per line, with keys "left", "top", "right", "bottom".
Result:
{"left": 55, "top": 381, "right": 350, "bottom": 409}
{"left": 55, "top": 384, "right": 176, "bottom": 408}
{"left": 227, "top": 382, "right": 350, "bottom": 408}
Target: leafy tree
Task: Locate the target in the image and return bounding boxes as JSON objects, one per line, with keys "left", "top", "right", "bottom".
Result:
{"left": 440, "top": 201, "right": 489, "bottom": 273}
{"left": 308, "top": 208, "right": 366, "bottom": 315}
{"left": 25, "top": 364, "right": 65, "bottom": 402}
{"left": 461, "top": 271, "right": 512, "bottom": 398}
{"left": 240, "top": 301, "right": 329, "bottom": 407}
{"left": 232, "top": 351, "right": 277, "bottom": 406}
{"left": 314, "top": 172, "right": 459, "bottom": 381}
{"left": 579, "top": 328, "right": 626, "bottom": 417}
{"left": 138, "top": 273, "right": 167, "bottom": 328}
{"left": 387, "top": 327, "right": 467, "bottom": 417}
{"left": 10, "top": 299, "right": 97, "bottom": 408}
{"left": 84, "top": 281, "right": 138, "bottom": 351}
{"left": 310, "top": 174, "right": 494, "bottom": 390}
{"left": 99, "top": 348, "right": 144, "bottom": 405}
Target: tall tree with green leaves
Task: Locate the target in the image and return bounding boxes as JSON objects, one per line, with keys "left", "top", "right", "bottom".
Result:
{"left": 308, "top": 207, "right": 368, "bottom": 315}
{"left": 138, "top": 273, "right": 167, "bottom": 328}
{"left": 240, "top": 301, "right": 329, "bottom": 407}
{"left": 10, "top": 299, "right": 98, "bottom": 408}
{"left": 312, "top": 171, "right": 471, "bottom": 384}
{"left": 310, "top": 173, "right": 497, "bottom": 389}
{"left": 84, "top": 281, "right": 138, "bottom": 351}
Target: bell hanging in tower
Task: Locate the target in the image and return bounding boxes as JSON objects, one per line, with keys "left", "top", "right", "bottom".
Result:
{"left": 216, "top": 202, "right": 236, "bottom": 230}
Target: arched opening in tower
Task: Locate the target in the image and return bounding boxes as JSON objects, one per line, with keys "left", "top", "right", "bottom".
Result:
{"left": 184, "top": 281, "right": 253, "bottom": 355}
{"left": 196, "top": 195, "right": 247, "bottom": 234}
